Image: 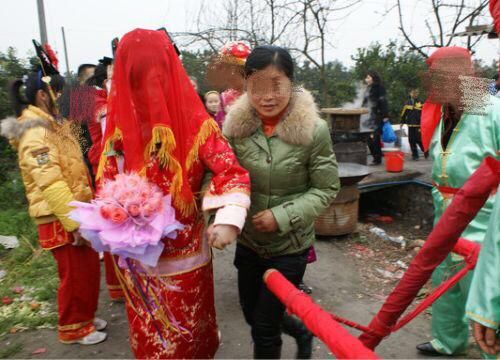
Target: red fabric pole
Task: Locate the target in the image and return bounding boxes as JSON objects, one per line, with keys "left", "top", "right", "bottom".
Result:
{"left": 392, "top": 239, "right": 480, "bottom": 331}
{"left": 264, "top": 269, "right": 379, "bottom": 359}
{"left": 330, "top": 313, "right": 376, "bottom": 335}
{"left": 452, "top": 238, "right": 481, "bottom": 265}
{"left": 359, "top": 157, "right": 500, "bottom": 349}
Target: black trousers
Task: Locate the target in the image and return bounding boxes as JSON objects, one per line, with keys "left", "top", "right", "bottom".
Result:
{"left": 368, "top": 127, "right": 383, "bottom": 163}
{"left": 408, "top": 126, "right": 425, "bottom": 159}
{"left": 234, "top": 244, "right": 309, "bottom": 359}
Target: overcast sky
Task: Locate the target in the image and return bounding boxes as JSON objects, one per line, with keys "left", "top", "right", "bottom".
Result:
{"left": 1, "top": 0, "right": 498, "bottom": 73}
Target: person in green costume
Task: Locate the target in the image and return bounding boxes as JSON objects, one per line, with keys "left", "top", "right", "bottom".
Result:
{"left": 466, "top": 187, "right": 500, "bottom": 357}
{"left": 415, "top": 47, "right": 500, "bottom": 357}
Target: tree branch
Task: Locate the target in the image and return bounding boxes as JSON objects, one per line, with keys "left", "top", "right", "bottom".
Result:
{"left": 396, "top": 0, "right": 429, "bottom": 57}
{"left": 432, "top": 0, "right": 444, "bottom": 45}
{"left": 446, "top": 0, "right": 465, "bottom": 46}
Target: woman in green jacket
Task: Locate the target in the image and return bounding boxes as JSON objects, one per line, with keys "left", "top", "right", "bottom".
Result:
{"left": 223, "top": 45, "right": 340, "bottom": 359}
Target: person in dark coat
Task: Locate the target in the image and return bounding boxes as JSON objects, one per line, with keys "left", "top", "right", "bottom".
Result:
{"left": 400, "top": 88, "right": 428, "bottom": 160}
{"left": 361, "top": 71, "right": 389, "bottom": 165}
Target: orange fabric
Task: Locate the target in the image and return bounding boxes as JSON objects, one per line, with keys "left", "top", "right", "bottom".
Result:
{"left": 259, "top": 109, "right": 287, "bottom": 137}
{"left": 49, "top": 233, "right": 101, "bottom": 342}
{"left": 59, "top": 322, "right": 96, "bottom": 343}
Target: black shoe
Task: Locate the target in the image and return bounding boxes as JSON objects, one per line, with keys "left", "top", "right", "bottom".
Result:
{"left": 282, "top": 315, "right": 313, "bottom": 359}
{"left": 298, "top": 282, "right": 313, "bottom": 294}
{"left": 412, "top": 157, "right": 419, "bottom": 161}
{"left": 370, "top": 160, "right": 382, "bottom": 166}
{"left": 416, "top": 342, "right": 444, "bottom": 356}
{"left": 424, "top": 151, "right": 429, "bottom": 159}
{"left": 296, "top": 332, "right": 313, "bottom": 359}
{"left": 254, "top": 344, "right": 282, "bottom": 359}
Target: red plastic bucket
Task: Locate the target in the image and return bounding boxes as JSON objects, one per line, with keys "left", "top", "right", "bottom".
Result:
{"left": 383, "top": 150, "right": 404, "bottom": 172}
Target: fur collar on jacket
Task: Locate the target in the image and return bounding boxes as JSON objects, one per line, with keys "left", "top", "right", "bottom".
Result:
{"left": 1, "top": 107, "right": 52, "bottom": 148}
{"left": 1, "top": 117, "right": 48, "bottom": 142}
{"left": 223, "top": 87, "right": 320, "bottom": 146}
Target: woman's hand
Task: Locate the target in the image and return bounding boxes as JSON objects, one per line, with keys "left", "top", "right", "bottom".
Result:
{"left": 252, "top": 210, "right": 278, "bottom": 233}
{"left": 71, "top": 230, "right": 88, "bottom": 246}
{"left": 207, "top": 224, "right": 239, "bottom": 250}
{"left": 471, "top": 321, "right": 500, "bottom": 355}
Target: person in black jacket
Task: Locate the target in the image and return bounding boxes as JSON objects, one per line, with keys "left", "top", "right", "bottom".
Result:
{"left": 400, "top": 88, "right": 428, "bottom": 160}
{"left": 362, "top": 71, "right": 389, "bottom": 165}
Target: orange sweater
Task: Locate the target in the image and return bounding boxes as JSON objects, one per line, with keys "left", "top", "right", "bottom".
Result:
{"left": 259, "top": 109, "right": 287, "bottom": 137}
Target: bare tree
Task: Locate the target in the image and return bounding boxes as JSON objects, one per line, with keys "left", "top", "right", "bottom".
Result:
{"left": 174, "top": 0, "right": 303, "bottom": 49}
{"left": 395, "top": 0, "right": 490, "bottom": 58}
{"left": 278, "top": 0, "right": 360, "bottom": 104}
{"left": 288, "top": 1, "right": 355, "bottom": 103}
{"left": 175, "top": 0, "right": 360, "bottom": 104}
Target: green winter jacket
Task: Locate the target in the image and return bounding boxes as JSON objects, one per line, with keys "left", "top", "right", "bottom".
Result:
{"left": 223, "top": 88, "right": 340, "bottom": 257}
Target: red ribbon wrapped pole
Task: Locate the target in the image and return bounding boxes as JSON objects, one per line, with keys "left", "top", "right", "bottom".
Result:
{"left": 391, "top": 238, "right": 480, "bottom": 332}
{"left": 359, "top": 157, "right": 500, "bottom": 349}
{"left": 264, "top": 269, "right": 379, "bottom": 359}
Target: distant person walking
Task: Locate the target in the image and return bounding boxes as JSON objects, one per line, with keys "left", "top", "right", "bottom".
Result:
{"left": 362, "top": 71, "right": 390, "bottom": 165}
{"left": 400, "top": 88, "right": 427, "bottom": 160}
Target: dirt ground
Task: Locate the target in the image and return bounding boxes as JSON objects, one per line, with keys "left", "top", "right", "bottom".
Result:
{"left": 0, "top": 221, "right": 481, "bottom": 359}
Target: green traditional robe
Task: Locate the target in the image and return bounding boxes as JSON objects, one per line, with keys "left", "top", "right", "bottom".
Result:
{"left": 466, "top": 188, "right": 500, "bottom": 330}
{"left": 428, "top": 95, "right": 500, "bottom": 356}
{"left": 430, "top": 96, "right": 499, "bottom": 243}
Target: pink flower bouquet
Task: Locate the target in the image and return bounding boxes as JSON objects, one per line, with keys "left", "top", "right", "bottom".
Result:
{"left": 69, "top": 173, "right": 183, "bottom": 267}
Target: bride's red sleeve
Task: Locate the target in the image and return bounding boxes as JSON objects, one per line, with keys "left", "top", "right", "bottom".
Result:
{"left": 198, "top": 132, "right": 251, "bottom": 212}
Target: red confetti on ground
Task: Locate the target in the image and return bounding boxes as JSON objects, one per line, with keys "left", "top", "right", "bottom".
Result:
{"left": 32, "top": 348, "right": 47, "bottom": 355}
{"left": 375, "top": 216, "right": 394, "bottom": 224}
{"left": 354, "top": 244, "right": 370, "bottom": 252}
{"left": 2, "top": 296, "right": 13, "bottom": 305}
{"left": 11, "top": 286, "right": 24, "bottom": 294}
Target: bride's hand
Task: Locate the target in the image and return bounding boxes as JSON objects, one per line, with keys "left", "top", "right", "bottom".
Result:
{"left": 207, "top": 224, "right": 239, "bottom": 250}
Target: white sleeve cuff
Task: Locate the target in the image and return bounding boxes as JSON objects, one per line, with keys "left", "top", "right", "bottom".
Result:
{"left": 213, "top": 205, "right": 247, "bottom": 232}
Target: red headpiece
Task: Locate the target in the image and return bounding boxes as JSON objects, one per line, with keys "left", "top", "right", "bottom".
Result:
{"left": 421, "top": 46, "right": 472, "bottom": 151}
{"left": 219, "top": 41, "right": 251, "bottom": 65}
{"left": 98, "top": 28, "right": 219, "bottom": 215}
{"left": 43, "top": 44, "right": 59, "bottom": 71}
{"left": 425, "top": 46, "right": 471, "bottom": 69}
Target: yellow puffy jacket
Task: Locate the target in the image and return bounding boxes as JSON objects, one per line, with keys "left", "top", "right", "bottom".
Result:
{"left": 1, "top": 106, "right": 93, "bottom": 232}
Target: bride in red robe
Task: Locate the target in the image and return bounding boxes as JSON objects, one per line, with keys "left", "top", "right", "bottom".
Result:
{"left": 96, "top": 28, "right": 251, "bottom": 359}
